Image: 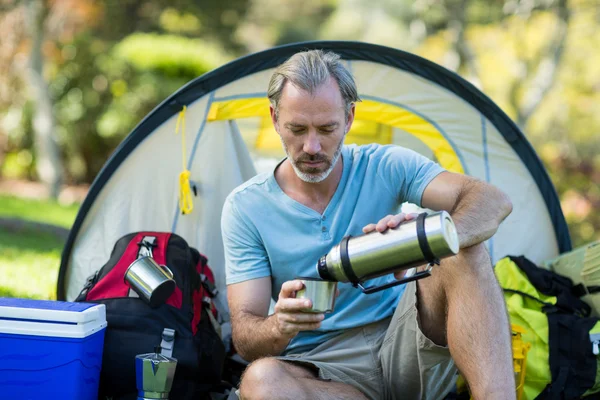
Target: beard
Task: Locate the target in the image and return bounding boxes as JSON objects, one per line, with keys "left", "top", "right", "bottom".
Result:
{"left": 281, "top": 138, "right": 344, "bottom": 183}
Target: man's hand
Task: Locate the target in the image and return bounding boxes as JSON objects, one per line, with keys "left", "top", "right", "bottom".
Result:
{"left": 362, "top": 212, "right": 420, "bottom": 279}
{"left": 362, "top": 212, "right": 419, "bottom": 234}
{"left": 273, "top": 280, "right": 325, "bottom": 339}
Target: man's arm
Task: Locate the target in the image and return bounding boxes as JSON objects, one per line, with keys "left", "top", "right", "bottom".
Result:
{"left": 421, "top": 171, "right": 513, "bottom": 248}
{"left": 228, "top": 278, "right": 324, "bottom": 362}
{"left": 364, "top": 167, "right": 516, "bottom": 399}
{"left": 228, "top": 277, "right": 287, "bottom": 361}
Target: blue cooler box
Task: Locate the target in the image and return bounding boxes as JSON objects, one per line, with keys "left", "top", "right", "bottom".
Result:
{"left": 0, "top": 298, "right": 107, "bottom": 400}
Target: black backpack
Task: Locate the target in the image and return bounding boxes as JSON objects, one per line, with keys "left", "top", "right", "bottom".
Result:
{"left": 506, "top": 256, "right": 600, "bottom": 399}
{"left": 76, "top": 231, "right": 227, "bottom": 400}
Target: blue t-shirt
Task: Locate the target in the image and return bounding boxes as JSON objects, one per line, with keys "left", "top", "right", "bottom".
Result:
{"left": 222, "top": 144, "right": 445, "bottom": 354}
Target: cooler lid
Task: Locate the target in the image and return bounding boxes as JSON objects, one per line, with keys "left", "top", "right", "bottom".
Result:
{"left": 0, "top": 298, "right": 106, "bottom": 325}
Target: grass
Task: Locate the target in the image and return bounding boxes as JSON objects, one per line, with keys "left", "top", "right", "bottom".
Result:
{"left": 0, "top": 195, "right": 80, "bottom": 300}
{"left": 0, "top": 228, "right": 66, "bottom": 300}
{"left": 0, "top": 194, "right": 80, "bottom": 228}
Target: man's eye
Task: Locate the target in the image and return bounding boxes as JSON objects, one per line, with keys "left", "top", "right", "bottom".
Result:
{"left": 320, "top": 129, "right": 334, "bottom": 134}
{"left": 291, "top": 129, "right": 304, "bottom": 134}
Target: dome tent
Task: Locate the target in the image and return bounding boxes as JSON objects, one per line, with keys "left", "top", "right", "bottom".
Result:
{"left": 57, "top": 41, "right": 571, "bottom": 302}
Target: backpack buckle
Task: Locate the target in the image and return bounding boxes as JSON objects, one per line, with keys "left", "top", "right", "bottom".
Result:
{"left": 137, "top": 236, "right": 158, "bottom": 259}
{"left": 81, "top": 270, "right": 100, "bottom": 296}
{"left": 160, "top": 328, "right": 176, "bottom": 358}
{"left": 199, "top": 274, "right": 218, "bottom": 298}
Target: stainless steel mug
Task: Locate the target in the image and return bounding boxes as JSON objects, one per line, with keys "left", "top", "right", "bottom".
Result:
{"left": 135, "top": 346, "right": 178, "bottom": 400}
{"left": 295, "top": 277, "right": 337, "bottom": 313}
{"left": 125, "top": 257, "right": 176, "bottom": 308}
{"left": 316, "top": 211, "right": 459, "bottom": 294}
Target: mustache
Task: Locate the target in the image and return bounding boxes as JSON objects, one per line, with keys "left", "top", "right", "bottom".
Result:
{"left": 296, "top": 153, "right": 328, "bottom": 163}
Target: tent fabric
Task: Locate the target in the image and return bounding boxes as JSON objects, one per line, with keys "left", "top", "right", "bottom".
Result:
{"left": 58, "top": 41, "right": 570, "bottom": 302}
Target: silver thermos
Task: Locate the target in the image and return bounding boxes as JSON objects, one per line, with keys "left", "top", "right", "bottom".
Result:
{"left": 316, "top": 211, "right": 460, "bottom": 293}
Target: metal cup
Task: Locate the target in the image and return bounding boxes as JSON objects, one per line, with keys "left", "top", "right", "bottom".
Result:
{"left": 125, "top": 257, "right": 176, "bottom": 308}
{"left": 295, "top": 277, "right": 337, "bottom": 313}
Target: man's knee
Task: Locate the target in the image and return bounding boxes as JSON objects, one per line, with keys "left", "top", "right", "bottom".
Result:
{"left": 438, "top": 243, "right": 504, "bottom": 302}
{"left": 447, "top": 243, "right": 492, "bottom": 276}
{"left": 239, "top": 358, "right": 284, "bottom": 399}
{"left": 239, "top": 358, "right": 309, "bottom": 400}
{"left": 424, "top": 243, "right": 496, "bottom": 299}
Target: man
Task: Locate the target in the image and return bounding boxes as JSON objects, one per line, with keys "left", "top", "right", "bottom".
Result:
{"left": 221, "top": 49, "right": 515, "bottom": 399}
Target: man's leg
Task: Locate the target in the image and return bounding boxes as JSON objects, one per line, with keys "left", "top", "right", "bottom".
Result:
{"left": 239, "top": 316, "right": 388, "bottom": 400}
{"left": 417, "top": 243, "right": 515, "bottom": 399}
{"left": 239, "top": 357, "right": 368, "bottom": 400}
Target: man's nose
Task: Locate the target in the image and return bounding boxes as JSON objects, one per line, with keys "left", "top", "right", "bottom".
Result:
{"left": 303, "top": 130, "right": 321, "bottom": 155}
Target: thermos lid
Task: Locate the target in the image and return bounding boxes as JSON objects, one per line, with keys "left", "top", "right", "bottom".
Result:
{"left": 439, "top": 212, "right": 460, "bottom": 255}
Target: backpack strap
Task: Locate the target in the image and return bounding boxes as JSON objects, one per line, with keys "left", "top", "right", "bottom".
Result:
{"left": 508, "top": 255, "right": 591, "bottom": 316}
{"left": 537, "top": 366, "right": 569, "bottom": 400}
{"left": 205, "top": 303, "right": 223, "bottom": 339}
{"left": 199, "top": 272, "right": 230, "bottom": 323}
{"left": 537, "top": 289, "right": 599, "bottom": 400}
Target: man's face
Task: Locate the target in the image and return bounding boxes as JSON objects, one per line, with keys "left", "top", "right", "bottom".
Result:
{"left": 271, "top": 77, "right": 355, "bottom": 183}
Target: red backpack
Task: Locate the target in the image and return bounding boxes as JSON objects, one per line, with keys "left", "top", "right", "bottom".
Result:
{"left": 76, "top": 231, "right": 227, "bottom": 400}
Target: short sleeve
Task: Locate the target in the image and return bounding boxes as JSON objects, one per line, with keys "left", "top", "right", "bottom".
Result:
{"left": 221, "top": 195, "right": 271, "bottom": 285}
{"left": 376, "top": 145, "right": 445, "bottom": 206}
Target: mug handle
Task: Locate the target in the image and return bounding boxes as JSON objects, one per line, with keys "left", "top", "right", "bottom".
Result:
{"left": 160, "top": 265, "right": 174, "bottom": 279}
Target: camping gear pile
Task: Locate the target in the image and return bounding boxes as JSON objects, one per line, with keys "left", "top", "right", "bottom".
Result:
{"left": 496, "top": 255, "right": 600, "bottom": 399}
{"left": 54, "top": 41, "right": 591, "bottom": 398}
{"left": 75, "top": 231, "right": 227, "bottom": 399}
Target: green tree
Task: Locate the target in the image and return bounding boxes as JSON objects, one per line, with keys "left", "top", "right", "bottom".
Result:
{"left": 0, "top": 0, "right": 247, "bottom": 185}
{"left": 313, "top": 0, "right": 599, "bottom": 247}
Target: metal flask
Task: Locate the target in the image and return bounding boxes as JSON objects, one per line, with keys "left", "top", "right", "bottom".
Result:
{"left": 316, "top": 211, "right": 460, "bottom": 294}
{"left": 135, "top": 346, "right": 178, "bottom": 400}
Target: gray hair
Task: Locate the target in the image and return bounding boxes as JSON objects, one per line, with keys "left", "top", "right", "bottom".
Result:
{"left": 267, "top": 50, "right": 361, "bottom": 119}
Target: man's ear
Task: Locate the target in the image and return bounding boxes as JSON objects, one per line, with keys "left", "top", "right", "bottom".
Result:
{"left": 270, "top": 105, "right": 279, "bottom": 134}
{"left": 345, "top": 103, "right": 356, "bottom": 134}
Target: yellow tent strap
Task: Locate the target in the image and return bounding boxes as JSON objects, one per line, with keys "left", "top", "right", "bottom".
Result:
{"left": 512, "top": 324, "right": 532, "bottom": 400}
{"left": 175, "top": 106, "right": 193, "bottom": 215}
{"left": 454, "top": 324, "right": 531, "bottom": 400}
{"left": 206, "top": 97, "right": 464, "bottom": 173}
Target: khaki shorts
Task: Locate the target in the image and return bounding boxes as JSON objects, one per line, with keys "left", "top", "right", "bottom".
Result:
{"left": 277, "top": 281, "right": 457, "bottom": 400}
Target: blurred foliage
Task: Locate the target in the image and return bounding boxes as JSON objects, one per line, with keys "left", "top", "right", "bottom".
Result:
{"left": 0, "top": 1, "right": 236, "bottom": 183}
{"left": 114, "top": 33, "right": 231, "bottom": 78}
{"left": 48, "top": 32, "right": 204, "bottom": 182}
{"left": 414, "top": 3, "right": 599, "bottom": 247}
{"left": 0, "top": 0, "right": 598, "bottom": 247}
{"left": 92, "top": 0, "right": 249, "bottom": 51}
